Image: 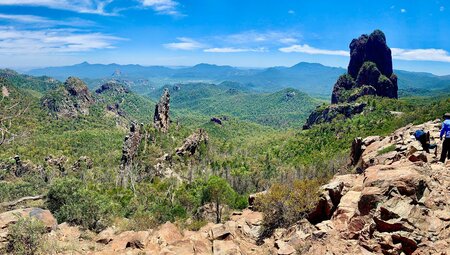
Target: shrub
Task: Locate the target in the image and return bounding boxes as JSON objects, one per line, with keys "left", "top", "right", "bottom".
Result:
{"left": 377, "top": 144, "right": 396, "bottom": 156}
{"left": 256, "top": 179, "right": 321, "bottom": 241}
{"left": 6, "top": 217, "right": 46, "bottom": 255}
{"left": 47, "top": 178, "right": 116, "bottom": 231}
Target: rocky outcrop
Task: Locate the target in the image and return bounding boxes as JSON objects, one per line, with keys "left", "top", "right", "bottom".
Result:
{"left": 0, "top": 208, "right": 57, "bottom": 248}
{"left": 332, "top": 30, "right": 398, "bottom": 104}
{"left": 154, "top": 89, "right": 170, "bottom": 133}
{"left": 350, "top": 120, "right": 441, "bottom": 171}
{"left": 41, "top": 209, "right": 267, "bottom": 255}
{"left": 303, "top": 103, "right": 366, "bottom": 130}
{"left": 118, "top": 122, "right": 142, "bottom": 188}
{"left": 176, "top": 129, "right": 209, "bottom": 157}
{"left": 42, "top": 77, "right": 95, "bottom": 118}
{"left": 275, "top": 119, "right": 450, "bottom": 254}
{"left": 95, "top": 81, "right": 130, "bottom": 94}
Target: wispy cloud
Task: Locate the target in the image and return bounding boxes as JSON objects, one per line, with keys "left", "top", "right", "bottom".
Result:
{"left": 0, "top": 0, "right": 115, "bottom": 15}
{"left": 204, "top": 47, "right": 267, "bottom": 53}
{"left": 223, "top": 30, "right": 301, "bottom": 45}
{"left": 0, "top": 26, "right": 124, "bottom": 54}
{"left": 279, "top": 44, "right": 348, "bottom": 56}
{"left": 440, "top": 6, "right": 445, "bottom": 12}
{"left": 400, "top": 8, "right": 407, "bottom": 13}
{"left": 392, "top": 48, "right": 450, "bottom": 62}
{"left": 279, "top": 37, "right": 298, "bottom": 44}
{"left": 288, "top": 10, "right": 295, "bottom": 15}
{"left": 140, "top": 0, "right": 181, "bottom": 16}
{"left": 279, "top": 44, "right": 450, "bottom": 63}
{"left": 164, "top": 37, "right": 205, "bottom": 50}
{"left": 0, "top": 13, "right": 96, "bottom": 27}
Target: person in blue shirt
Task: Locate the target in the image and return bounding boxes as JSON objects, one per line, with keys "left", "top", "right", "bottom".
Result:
{"left": 414, "top": 130, "right": 436, "bottom": 153}
{"left": 440, "top": 113, "right": 450, "bottom": 163}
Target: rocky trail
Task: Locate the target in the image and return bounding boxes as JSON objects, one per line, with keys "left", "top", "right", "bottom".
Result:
{"left": 2, "top": 119, "right": 450, "bottom": 254}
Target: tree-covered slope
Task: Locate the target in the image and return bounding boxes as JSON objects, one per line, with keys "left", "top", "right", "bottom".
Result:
{"left": 150, "top": 82, "right": 321, "bottom": 128}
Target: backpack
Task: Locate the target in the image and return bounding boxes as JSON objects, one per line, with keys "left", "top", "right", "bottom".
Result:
{"left": 414, "top": 130, "right": 426, "bottom": 140}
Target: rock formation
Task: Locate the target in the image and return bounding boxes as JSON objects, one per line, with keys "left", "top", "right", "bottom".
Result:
{"left": 118, "top": 122, "right": 142, "bottom": 188}
{"left": 95, "top": 81, "right": 130, "bottom": 94}
{"left": 304, "top": 30, "right": 398, "bottom": 129}
{"left": 303, "top": 103, "right": 366, "bottom": 130}
{"left": 332, "top": 30, "right": 398, "bottom": 104}
{"left": 41, "top": 77, "right": 94, "bottom": 118}
{"left": 175, "top": 129, "right": 209, "bottom": 157}
{"left": 153, "top": 89, "right": 170, "bottom": 133}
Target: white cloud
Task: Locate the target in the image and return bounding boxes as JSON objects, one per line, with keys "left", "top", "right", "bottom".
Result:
{"left": 279, "top": 37, "right": 298, "bottom": 44}
{"left": 223, "top": 30, "right": 301, "bottom": 46}
{"left": 140, "top": 0, "right": 181, "bottom": 16}
{"left": 0, "top": 14, "right": 50, "bottom": 23}
{"left": 279, "top": 44, "right": 348, "bottom": 56}
{"left": 400, "top": 8, "right": 407, "bottom": 13}
{"left": 164, "top": 37, "right": 204, "bottom": 50}
{"left": 0, "top": 26, "right": 123, "bottom": 54}
{"left": 288, "top": 10, "right": 295, "bottom": 15}
{"left": 204, "top": 47, "right": 267, "bottom": 53}
{"left": 0, "top": 0, "right": 115, "bottom": 15}
{"left": 392, "top": 48, "right": 450, "bottom": 62}
{"left": 0, "top": 13, "right": 96, "bottom": 27}
{"left": 440, "top": 6, "right": 445, "bottom": 12}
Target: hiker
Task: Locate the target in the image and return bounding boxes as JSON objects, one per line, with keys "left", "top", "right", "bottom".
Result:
{"left": 440, "top": 113, "right": 450, "bottom": 163}
{"left": 414, "top": 129, "right": 436, "bottom": 153}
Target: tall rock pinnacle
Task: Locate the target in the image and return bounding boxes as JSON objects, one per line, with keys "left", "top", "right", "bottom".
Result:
{"left": 332, "top": 30, "right": 398, "bottom": 104}
{"left": 154, "top": 88, "right": 170, "bottom": 133}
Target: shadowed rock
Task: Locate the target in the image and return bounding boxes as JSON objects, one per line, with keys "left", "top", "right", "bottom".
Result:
{"left": 333, "top": 30, "right": 397, "bottom": 104}
{"left": 118, "top": 122, "right": 142, "bottom": 187}
{"left": 175, "top": 129, "right": 209, "bottom": 156}
{"left": 154, "top": 89, "right": 170, "bottom": 133}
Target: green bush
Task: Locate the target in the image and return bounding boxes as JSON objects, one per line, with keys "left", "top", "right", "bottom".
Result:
{"left": 6, "top": 217, "right": 46, "bottom": 255}
{"left": 47, "top": 178, "right": 116, "bottom": 231}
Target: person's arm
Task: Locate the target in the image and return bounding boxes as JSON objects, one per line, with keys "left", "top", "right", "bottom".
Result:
{"left": 441, "top": 123, "right": 445, "bottom": 140}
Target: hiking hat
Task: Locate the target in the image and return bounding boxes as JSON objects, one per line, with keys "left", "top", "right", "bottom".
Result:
{"left": 444, "top": 113, "right": 450, "bottom": 119}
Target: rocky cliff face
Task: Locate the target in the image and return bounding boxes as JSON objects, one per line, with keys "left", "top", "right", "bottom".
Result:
{"left": 153, "top": 89, "right": 170, "bottom": 133}
{"left": 41, "top": 77, "right": 94, "bottom": 118}
{"left": 303, "top": 103, "right": 367, "bottom": 130}
{"left": 332, "top": 30, "right": 398, "bottom": 104}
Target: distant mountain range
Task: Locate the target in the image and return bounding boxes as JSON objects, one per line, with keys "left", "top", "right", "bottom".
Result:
{"left": 27, "top": 62, "right": 450, "bottom": 98}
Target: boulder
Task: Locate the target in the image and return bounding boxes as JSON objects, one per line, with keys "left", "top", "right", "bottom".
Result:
{"left": 0, "top": 208, "right": 57, "bottom": 242}
{"left": 212, "top": 240, "right": 241, "bottom": 255}
{"left": 154, "top": 222, "right": 183, "bottom": 246}
{"left": 108, "top": 231, "right": 149, "bottom": 251}
{"left": 209, "top": 224, "right": 232, "bottom": 240}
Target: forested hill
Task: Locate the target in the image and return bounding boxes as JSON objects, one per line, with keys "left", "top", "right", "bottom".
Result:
{"left": 27, "top": 62, "right": 450, "bottom": 98}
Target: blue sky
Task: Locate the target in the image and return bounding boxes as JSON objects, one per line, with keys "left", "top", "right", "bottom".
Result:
{"left": 0, "top": 0, "right": 450, "bottom": 74}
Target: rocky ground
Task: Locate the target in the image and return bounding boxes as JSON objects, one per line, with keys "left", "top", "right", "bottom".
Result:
{"left": 1, "top": 119, "right": 450, "bottom": 254}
